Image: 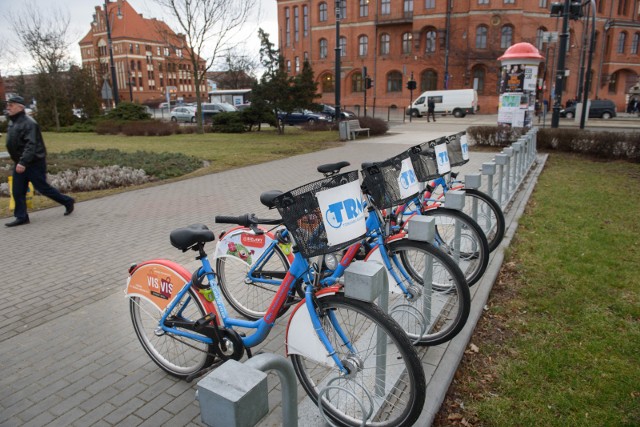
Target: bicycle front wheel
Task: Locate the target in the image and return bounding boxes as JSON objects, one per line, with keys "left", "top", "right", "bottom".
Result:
{"left": 290, "top": 294, "right": 426, "bottom": 427}
{"left": 386, "top": 239, "right": 470, "bottom": 346}
{"left": 421, "top": 207, "right": 490, "bottom": 286}
{"left": 129, "top": 288, "right": 215, "bottom": 378}
{"left": 461, "top": 189, "right": 505, "bottom": 252}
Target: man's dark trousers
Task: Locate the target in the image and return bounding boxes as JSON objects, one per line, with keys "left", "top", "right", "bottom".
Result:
{"left": 12, "top": 160, "right": 73, "bottom": 220}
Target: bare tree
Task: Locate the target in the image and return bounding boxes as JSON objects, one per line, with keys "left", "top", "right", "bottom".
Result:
{"left": 154, "top": 0, "right": 258, "bottom": 132}
{"left": 10, "top": 4, "right": 71, "bottom": 130}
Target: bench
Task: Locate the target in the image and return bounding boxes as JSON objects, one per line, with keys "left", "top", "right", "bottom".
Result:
{"left": 347, "top": 119, "right": 370, "bottom": 139}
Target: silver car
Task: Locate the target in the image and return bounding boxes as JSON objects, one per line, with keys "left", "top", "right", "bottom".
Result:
{"left": 170, "top": 106, "right": 197, "bottom": 123}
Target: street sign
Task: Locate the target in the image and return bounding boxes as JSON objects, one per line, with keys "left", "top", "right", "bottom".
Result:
{"left": 101, "top": 81, "right": 112, "bottom": 100}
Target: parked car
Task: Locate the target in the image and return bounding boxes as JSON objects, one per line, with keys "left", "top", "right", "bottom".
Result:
{"left": 560, "top": 99, "right": 617, "bottom": 119}
{"left": 201, "top": 102, "right": 238, "bottom": 122}
{"left": 278, "top": 109, "right": 331, "bottom": 125}
{"left": 320, "top": 104, "right": 357, "bottom": 120}
{"left": 235, "top": 103, "right": 252, "bottom": 111}
{"left": 170, "top": 106, "right": 197, "bottom": 123}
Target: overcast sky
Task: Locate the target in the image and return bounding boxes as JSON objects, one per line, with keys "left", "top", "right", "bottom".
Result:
{"left": 0, "top": 0, "right": 278, "bottom": 76}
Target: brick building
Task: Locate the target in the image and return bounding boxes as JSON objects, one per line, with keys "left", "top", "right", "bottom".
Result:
{"left": 79, "top": 0, "right": 206, "bottom": 106}
{"left": 277, "top": 0, "right": 640, "bottom": 114}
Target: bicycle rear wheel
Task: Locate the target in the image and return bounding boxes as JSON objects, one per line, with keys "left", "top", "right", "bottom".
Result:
{"left": 290, "top": 294, "right": 426, "bottom": 427}
{"left": 129, "top": 288, "right": 215, "bottom": 378}
{"left": 421, "top": 207, "right": 490, "bottom": 286}
{"left": 460, "top": 189, "right": 505, "bottom": 252}
{"left": 216, "top": 244, "right": 290, "bottom": 320}
{"left": 385, "top": 239, "right": 470, "bottom": 345}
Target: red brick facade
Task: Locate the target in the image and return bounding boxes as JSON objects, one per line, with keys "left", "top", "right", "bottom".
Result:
{"left": 79, "top": 0, "right": 206, "bottom": 106}
{"left": 277, "top": 0, "right": 640, "bottom": 113}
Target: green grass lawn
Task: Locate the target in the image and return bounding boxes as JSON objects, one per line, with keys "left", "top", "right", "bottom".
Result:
{"left": 455, "top": 153, "right": 640, "bottom": 426}
{"left": 1, "top": 128, "right": 342, "bottom": 217}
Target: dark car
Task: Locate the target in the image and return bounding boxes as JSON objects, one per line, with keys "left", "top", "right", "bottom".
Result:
{"left": 560, "top": 99, "right": 617, "bottom": 119}
{"left": 201, "top": 102, "right": 238, "bottom": 122}
{"left": 320, "top": 104, "right": 357, "bottom": 120}
{"left": 277, "top": 109, "right": 331, "bottom": 125}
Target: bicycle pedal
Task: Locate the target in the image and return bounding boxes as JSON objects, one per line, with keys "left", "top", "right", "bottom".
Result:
{"left": 194, "top": 312, "right": 217, "bottom": 330}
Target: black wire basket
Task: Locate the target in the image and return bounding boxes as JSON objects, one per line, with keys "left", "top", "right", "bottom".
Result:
{"left": 408, "top": 141, "right": 441, "bottom": 183}
{"left": 361, "top": 150, "right": 421, "bottom": 209}
{"left": 446, "top": 131, "right": 469, "bottom": 167}
{"left": 273, "top": 171, "right": 364, "bottom": 258}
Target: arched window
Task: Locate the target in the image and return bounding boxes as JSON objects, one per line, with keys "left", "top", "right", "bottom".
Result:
{"left": 319, "top": 38, "right": 328, "bottom": 59}
{"left": 618, "top": 32, "right": 627, "bottom": 53}
{"left": 501, "top": 26, "right": 513, "bottom": 49}
{"left": 352, "top": 72, "right": 364, "bottom": 92}
{"left": 380, "top": 33, "right": 390, "bottom": 55}
{"left": 321, "top": 73, "right": 335, "bottom": 93}
{"left": 319, "top": 2, "right": 328, "bottom": 21}
{"left": 476, "top": 26, "right": 488, "bottom": 49}
{"left": 402, "top": 32, "right": 412, "bottom": 54}
{"left": 472, "top": 66, "right": 486, "bottom": 94}
{"left": 420, "top": 70, "right": 438, "bottom": 91}
{"left": 340, "top": 36, "right": 347, "bottom": 56}
{"left": 536, "top": 27, "right": 546, "bottom": 50}
{"left": 387, "top": 71, "right": 403, "bottom": 92}
{"left": 425, "top": 30, "right": 437, "bottom": 53}
{"left": 358, "top": 35, "right": 368, "bottom": 56}
{"left": 632, "top": 32, "right": 640, "bottom": 54}
{"left": 295, "top": 57, "right": 300, "bottom": 73}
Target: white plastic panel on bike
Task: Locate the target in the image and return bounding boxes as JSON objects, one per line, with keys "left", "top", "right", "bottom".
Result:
{"left": 398, "top": 157, "right": 421, "bottom": 199}
{"left": 315, "top": 180, "right": 366, "bottom": 246}
{"left": 434, "top": 143, "right": 451, "bottom": 175}
{"left": 215, "top": 229, "right": 288, "bottom": 266}
{"left": 286, "top": 303, "right": 334, "bottom": 367}
{"left": 460, "top": 135, "right": 469, "bottom": 161}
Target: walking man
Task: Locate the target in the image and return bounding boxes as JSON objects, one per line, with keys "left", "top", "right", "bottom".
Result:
{"left": 427, "top": 97, "right": 436, "bottom": 122}
{"left": 5, "top": 95, "right": 75, "bottom": 227}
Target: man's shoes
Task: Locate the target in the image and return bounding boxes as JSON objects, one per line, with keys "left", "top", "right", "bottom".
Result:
{"left": 5, "top": 218, "right": 30, "bottom": 227}
{"left": 64, "top": 200, "right": 75, "bottom": 216}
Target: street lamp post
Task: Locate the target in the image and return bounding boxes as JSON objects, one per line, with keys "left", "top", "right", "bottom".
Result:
{"left": 104, "top": 0, "right": 120, "bottom": 106}
{"left": 551, "top": 0, "right": 571, "bottom": 128}
{"left": 334, "top": 0, "right": 342, "bottom": 121}
{"left": 579, "top": 0, "right": 596, "bottom": 129}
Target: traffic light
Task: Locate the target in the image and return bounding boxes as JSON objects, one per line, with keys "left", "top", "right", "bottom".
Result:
{"left": 365, "top": 77, "right": 373, "bottom": 89}
{"left": 406, "top": 80, "right": 417, "bottom": 90}
{"left": 550, "top": 1, "right": 583, "bottom": 20}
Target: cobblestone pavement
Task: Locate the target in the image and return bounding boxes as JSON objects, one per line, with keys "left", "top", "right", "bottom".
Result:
{"left": 0, "top": 120, "right": 506, "bottom": 427}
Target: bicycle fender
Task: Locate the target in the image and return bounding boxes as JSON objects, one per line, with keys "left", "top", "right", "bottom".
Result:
{"left": 215, "top": 226, "right": 294, "bottom": 266}
{"left": 125, "top": 259, "right": 217, "bottom": 315}
{"left": 285, "top": 286, "right": 341, "bottom": 367}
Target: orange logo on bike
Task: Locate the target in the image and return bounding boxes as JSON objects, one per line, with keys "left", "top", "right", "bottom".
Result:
{"left": 241, "top": 233, "right": 266, "bottom": 248}
{"left": 147, "top": 274, "right": 173, "bottom": 300}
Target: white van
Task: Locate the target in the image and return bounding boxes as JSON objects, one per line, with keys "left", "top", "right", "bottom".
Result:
{"left": 408, "top": 89, "right": 478, "bottom": 118}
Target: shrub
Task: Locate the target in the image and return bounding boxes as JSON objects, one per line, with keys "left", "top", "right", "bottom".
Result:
{"left": 57, "top": 122, "right": 97, "bottom": 133}
{"left": 121, "top": 120, "right": 177, "bottom": 136}
{"left": 301, "top": 121, "right": 334, "bottom": 132}
{"left": 95, "top": 120, "right": 123, "bottom": 135}
{"left": 240, "top": 107, "right": 278, "bottom": 130}
{"left": 210, "top": 112, "right": 247, "bottom": 133}
{"left": 466, "top": 125, "right": 527, "bottom": 147}
{"left": 105, "top": 102, "right": 152, "bottom": 121}
{"left": 356, "top": 116, "right": 388, "bottom": 136}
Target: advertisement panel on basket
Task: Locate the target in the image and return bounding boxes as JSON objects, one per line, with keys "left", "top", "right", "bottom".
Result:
{"left": 398, "top": 157, "right": 421, "bottom": 199}
{"left": 435, "top": 143, "right": 452, "bottom": 174}
{"left": 316, "top": 180, "right": 366, "bottom": 246}
{"left": 460, "top": 135, "right": 470, "bottom": 161}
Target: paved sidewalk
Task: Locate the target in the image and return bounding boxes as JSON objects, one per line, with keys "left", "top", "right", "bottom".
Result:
{"left": 0, "top": 121, "right": 538, "bottom": 427}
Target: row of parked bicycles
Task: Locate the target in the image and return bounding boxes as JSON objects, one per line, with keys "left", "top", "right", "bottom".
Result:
{"left": 125, "top": 131, "right": 506, "bottom": 427}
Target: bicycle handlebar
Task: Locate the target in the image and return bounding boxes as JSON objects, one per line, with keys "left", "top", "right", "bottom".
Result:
{"left": 215, "top": 214, "right": 282, "bottom": 227}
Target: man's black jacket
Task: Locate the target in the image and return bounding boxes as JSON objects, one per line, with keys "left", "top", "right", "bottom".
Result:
{"left": 5, "top": 111, "right": 47, "bottom": 166}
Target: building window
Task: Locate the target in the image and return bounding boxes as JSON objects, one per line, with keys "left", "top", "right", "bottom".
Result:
{"left": 425, "top": 30, "right": 436, "bottom": 53}
{"left": 319, "top": 2, "right": 327, "bottom": 21}
{"left": 359, "top": 35, "right": 368, "bottom": 56}
{"left": 352, "top": 72, "right": 364, "bottom": 92}
{"left": 404, "top": 0, "right": 414, "bottom": 13}
{"left": 380, "top": 33, "right": 390, "bottom": 55}
{"left": 478, "top": 0, "right": 489, "bottom": 4}
{"left": 360, "top": 0, "right": 368, "bottom": 17}
{"left": 340, "top": 36, "right": 347, "bottom": 56}
{"left": 536, "top": 28, "right": 545, "bottom": 50}
{"left": 285, "top": 8, "right": 291, "bottom": 47}
{"left": 294, "top": 7, "right": 299, "bottom": 42}
{"left": 472, "top": 66, "right": 486, "bottom": 94}
{"left": 608, "top": 72, "right": 617, "bottom": 93}
{"left": 539, "top": 0, "right": 548, "bottom": 7}
{"left": 421, "top": 70, "right": 438, "bottom": 91}
{"left": 381, "top": 0, "right": 391, "bottom": 15}
{"left": 476, "top": 26, "right": 488, "bottom": 49}
{"left": 387, "top": 71, "right": 403, "bottom": 92}
{"left": 303, "top": 6, "right": 308, "bottom": 37}
{"left": 136, "top": 44, "right": 140, "bottom": 54}
{"left": 425, "top": 0, "right": 435, "bottom": 9}
{"left": 504, "top": 0, "right": 515, "bottom": 3}
{"left": 295, "top": 57, "right": 300, "bottom": 73}
{"left": 338, "top": 0, "right": 346, "bottom": 19}
{"left": 304, "top": 51, "right": 309, "bottom": 61}
{"left": 157, "top": 47, "right": 161, "bottom": 56}
{"left": 501, "top": 26, "right": 513, "bottom": 48}
{"left": 617, "top": 0, "right": 629, "bottom": 14}
{"left": 131, "top": 60, "right": 135, "bottom": 71}
{"left": 632, "top": 33, "right": 639, "bottom": 54}
{"left": 286, "top": 60, "right": 291, "bottom": 73}
{"left": 322, "top": 73, "right": 335, "bottom": 92}
{"left": 618, "top": 32, "right": 627, "bottom": 53}
{"left": 402, "top": 32, "right": 413, "bottom": 54}
{"left": 320, "top": 38, "right": 328, "bottom": 58}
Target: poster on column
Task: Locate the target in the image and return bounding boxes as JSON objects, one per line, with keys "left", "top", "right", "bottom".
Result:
{"left": 524, "top": 66, "right": 538, "bottom": 91}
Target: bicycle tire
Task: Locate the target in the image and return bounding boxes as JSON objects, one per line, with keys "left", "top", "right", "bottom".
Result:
{"left": 420, "top": 207, "right": 490, "bottom": 286}
{"left": 216, "top": 244, "right": 291, "bottom": 320}
{"left": 129, "top": 288, "right": 215, "bottom": 379}
{"left": 385, "top": 239, "right": 470, "bottom": 345}
{"left": 460, "top": 189, "right": 505, "bottom": 252}
{"left": 290, "top": 294, "right": 426, "bottom": 427}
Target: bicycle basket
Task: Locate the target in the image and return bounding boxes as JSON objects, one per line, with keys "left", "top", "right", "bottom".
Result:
{"left": 361, "top": 150, "right": 421, "bottom": 209}
{"left": 446, "top": 131, "right": 469, "bottom": 167}
{"left": 408, "top": 142, "right": 441, "bottom": 182}
{"left": 273, "top": 171, "right": 365, "bottom": 258}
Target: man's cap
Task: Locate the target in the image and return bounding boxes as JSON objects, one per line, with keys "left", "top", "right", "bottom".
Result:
{"left": 7, "top": 95, "right": 26, "bottom": 106}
